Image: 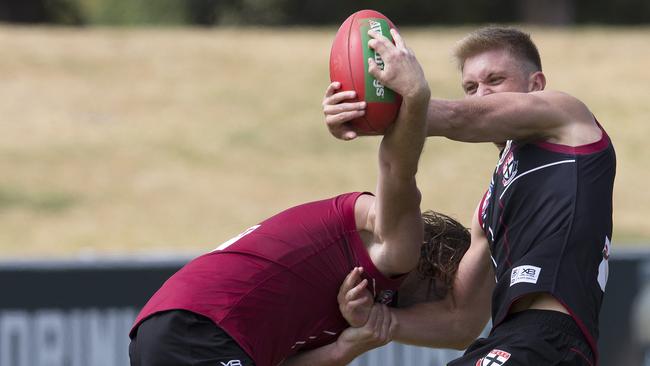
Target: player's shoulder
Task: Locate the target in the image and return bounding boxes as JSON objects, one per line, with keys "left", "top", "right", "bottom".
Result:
{"left": 532, "top": 90, "right": 592, "bottom": 120}
{"left": 531, "top": 90, "right": 600, "bottom": 145}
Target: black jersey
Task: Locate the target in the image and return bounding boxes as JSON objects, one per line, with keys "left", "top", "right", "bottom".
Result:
{"left": 478, "top": 121, "right": 615, "bottom": 358}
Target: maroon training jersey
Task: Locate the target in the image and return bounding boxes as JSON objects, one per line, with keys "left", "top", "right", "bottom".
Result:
{"left": 130, "top": 192, "right": 404, "bottom": 366}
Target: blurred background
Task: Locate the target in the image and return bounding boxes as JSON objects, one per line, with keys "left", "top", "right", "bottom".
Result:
{"left": 0, "top": 0, "right": 649, "bottom": 365}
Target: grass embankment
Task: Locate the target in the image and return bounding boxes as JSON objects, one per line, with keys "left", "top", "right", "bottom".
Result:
{"left": 0, "top": 26, "right": 648, "bottom": 258}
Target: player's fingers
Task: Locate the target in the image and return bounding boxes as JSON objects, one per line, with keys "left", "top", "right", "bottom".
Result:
{"left": 367, "top": 57, "right": 382, "bottom": 80}
{"left": 387, "top": 310, "right": 398, "bottom": 339}
{"left": 325, "top": 118, "right": 359, "bottom": 141}
{"left": 342, "top": 267, "right": 362, "bottom": 293}
{"left": 339, "top": 267, "right": 361, "bottom": 295}
{"left": 338, "top": 267, "right": 361, "bottom": 300}
{"left": 346, "top": 266, "right": 363, "bottom": 286}
{"left": 322, "top": 90, "right": 358, "bottom": 107}
{"left": 379, "top": 304, "right": 391, "bottom": 340}
{"left": 341, "top": 129, "right": 358, "bottom": 141}
{"left": 371, "top": 305, "right": 387, "bottom": 342}
{"left": 367, "top": 30, "right": 393, "bottom": 54}
{"left": 324, "top": 82, "right": 341, "bottom": 98}
{"left": 325, "top": 110, "right": 364, "bottom": 128}
{"left": 346, "top": 296, "right": 372, "bottom": 310}
{"left": 346, "top": 296, "right": 373, "bottom": 310}
{"left": 346, "top": 278, "right": 369, "bottom": 301}
{"left": 346, "top": 289, "right": 372, "bottom": 309}
{"left": 323, "top": 101, "right": 366, "bottom": 116}
{"left": 390, "top": 28, "right": 405, "bottom": 50}
{"left": 366, "top": 303, "right": 380, "bottom": 328}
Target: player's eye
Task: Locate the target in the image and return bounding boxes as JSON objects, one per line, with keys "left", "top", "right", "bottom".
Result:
{"left": 464, "top": 84, "right": 477, "bottom": 95}
{"left": 488, "top": 77, "right": 505, "bottom": 85}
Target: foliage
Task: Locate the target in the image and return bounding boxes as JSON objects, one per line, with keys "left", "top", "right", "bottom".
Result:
{"left": 2, "top": 0, "right": 649, "bottom": 26}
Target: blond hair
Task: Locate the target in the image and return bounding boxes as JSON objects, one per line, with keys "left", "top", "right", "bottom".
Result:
{"left": 453, "top": 26, "right": 542, "bottom": 72}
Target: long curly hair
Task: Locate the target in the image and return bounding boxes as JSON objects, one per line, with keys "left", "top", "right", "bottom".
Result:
{"left": 416, "top": 210, "right": 471, "bottom": 299}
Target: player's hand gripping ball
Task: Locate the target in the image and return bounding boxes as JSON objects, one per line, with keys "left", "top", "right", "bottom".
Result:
{"left": 329, "top": 9, "right": 402, "bottom": 135}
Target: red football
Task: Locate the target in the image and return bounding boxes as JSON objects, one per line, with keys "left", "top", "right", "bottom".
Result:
{"left": 329, "top": 9, "right": 402, "bottom": 135}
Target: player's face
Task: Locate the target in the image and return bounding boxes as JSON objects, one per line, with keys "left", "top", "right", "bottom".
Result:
{"left": 460, "top": 49, "right": 532, "bottom": 97}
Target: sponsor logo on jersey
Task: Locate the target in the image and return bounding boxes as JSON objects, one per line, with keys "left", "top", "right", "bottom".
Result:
{"left": 510, "top": 265, "right": 541, "bottom": 286}
{"left": 376, "top": 289, "right": 396, "bottom": 304}
{"left": 220, "top": 360, "right": 242, "bottom": 366}
{"left": 597, "top": 236, "right": 611, "bottom": 292}
{"left": 501, "top": 150, "right": 519, "bottom": 186}
{"left": 476, "top": 349, "right": 511, "bottom": 366}
{"left": 495, "top": 140, "right": 514, "bottom": 171}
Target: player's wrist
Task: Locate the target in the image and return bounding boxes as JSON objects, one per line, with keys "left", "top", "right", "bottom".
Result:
{"left": 403, "top": 79, "right": 431, "bottom": 101}
{"left": 334, "top": 327, "right": 380, "bottom": 364}
{"left": 332, "top": 336, "right": 360, "bottom": 365}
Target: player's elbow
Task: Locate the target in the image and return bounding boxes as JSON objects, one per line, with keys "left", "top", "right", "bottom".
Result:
{"left": 443, "top": 311, "right": 483, "bottom": 349}
{"left": 378, "top": 152, "right": 419, "bottom": 180}
{"left": 437, "top": 295, "right": 489, "bottom": 349}
{"left": 446, "top": 338, "right": 473, "bottom": 350}
{"left": 381, "top": 247, "right": 421, "bottom": 276}
{"left": 448, "top": 326, "right": 482, "bottom": 350}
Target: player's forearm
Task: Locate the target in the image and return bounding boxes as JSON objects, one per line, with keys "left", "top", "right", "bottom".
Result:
{"left": 373, "top": 90, "right": 429, "bottom": 275}
{"left": 280, "top": 336, "right": 365, "bottom": 366}
{"left": 392, "top": 296, "right": 489, "bottom": 349}
{"left": 393, "top": 234, "right": 494, "bottom": 349}
{"left": 392, "top": 299, "right": 473, "bottom": 349}
{"left": 425, "top": 92, "right": 555, "bottom": 142}
{"left": 378, "top": 87, "right": 430, "bottom": 179}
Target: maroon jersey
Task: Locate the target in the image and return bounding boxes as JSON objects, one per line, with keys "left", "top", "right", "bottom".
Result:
{"left": 130, "top": 192, "right": 404, "bottom": 366}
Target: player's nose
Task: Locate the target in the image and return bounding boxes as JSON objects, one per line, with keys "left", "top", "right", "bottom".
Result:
{"left": 477, "top": 84, "right": 494, "bottom": 97}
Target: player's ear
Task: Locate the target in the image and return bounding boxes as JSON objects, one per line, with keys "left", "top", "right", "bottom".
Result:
{"left": 529, "top": 71, "right": 546, "bottom": 92}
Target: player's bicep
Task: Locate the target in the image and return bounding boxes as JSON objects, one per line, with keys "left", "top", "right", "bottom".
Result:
{"left": 375, "top": 175, "right": 421, "bottom": 233}
{"left": 450, "top": 90, "right": 572, "bottom": 144}
{"left": 371, "top": 177, "right": 423, "bottom": 275}
{"left": 484, "top": 90, "right": 587, "bottom": 141}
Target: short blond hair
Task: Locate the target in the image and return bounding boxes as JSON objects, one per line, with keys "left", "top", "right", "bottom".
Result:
{"left": 453, "top": 26, "right": 542, "bottom": 72}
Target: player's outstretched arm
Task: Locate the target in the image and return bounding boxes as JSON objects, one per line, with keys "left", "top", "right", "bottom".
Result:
{"left": 391, "top": 203, "right": 494, "bottom": 349}
{"left": 362, "top": 28, "right": 431, "bottom": 276}
{"left": 425, "top": 90, "right": 599, "bottom": 145}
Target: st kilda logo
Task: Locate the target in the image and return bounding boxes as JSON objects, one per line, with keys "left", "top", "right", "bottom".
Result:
{"left": 476, "top": 349, "right": 511, "bottom": 366}
{"left": 500, "top": 150, "right": 518, "bottom": 186}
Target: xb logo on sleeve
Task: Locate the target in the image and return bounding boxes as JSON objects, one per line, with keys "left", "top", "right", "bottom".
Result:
{"left": 510, "top": 265, "right": 541, "bottom": 286}
{"left": 220, "top": 360, "right": 242, "bottom": 366}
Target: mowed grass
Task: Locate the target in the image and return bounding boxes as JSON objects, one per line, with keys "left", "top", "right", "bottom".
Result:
{"left": 0, "top": 25, "right": 648, "bottom": 258}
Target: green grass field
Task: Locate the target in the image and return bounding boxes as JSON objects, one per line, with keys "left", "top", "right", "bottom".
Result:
{"left": 1, "top": 25, "right": 648, "bottom": 258}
